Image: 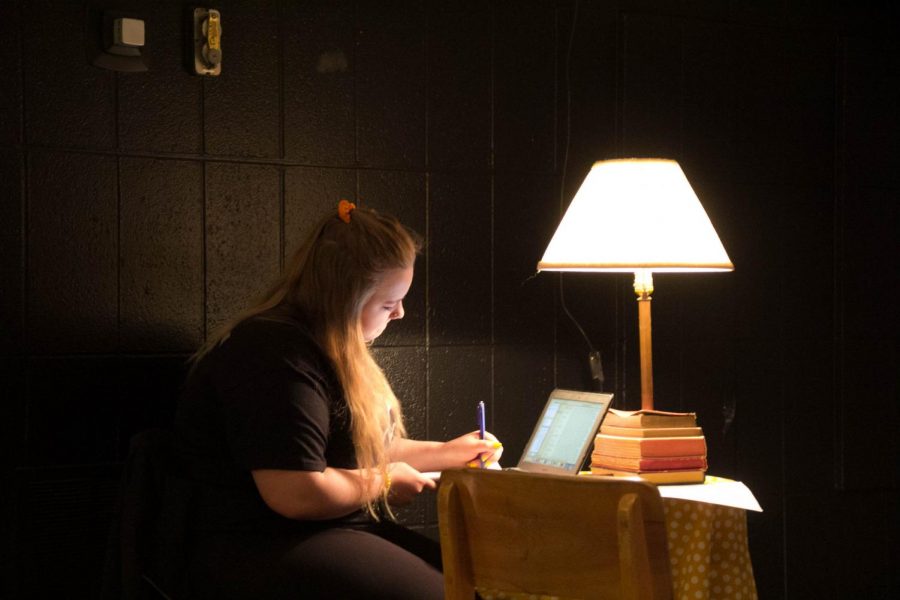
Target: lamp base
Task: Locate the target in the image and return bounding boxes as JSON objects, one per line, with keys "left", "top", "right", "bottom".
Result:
{"left": 591, "top": 408, "right": 707, "bottom": 485}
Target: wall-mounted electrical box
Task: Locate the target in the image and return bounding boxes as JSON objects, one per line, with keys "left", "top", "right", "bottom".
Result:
{"left": 90, "top": 10, "right": 148, "bottom": 72}
{"left": 192, "top": 8, "right": 222, "bottom": 76}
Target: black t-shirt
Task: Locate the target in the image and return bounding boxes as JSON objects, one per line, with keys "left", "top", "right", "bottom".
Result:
{"left": 175, "top": 309, "right": 367, "bottom": 533}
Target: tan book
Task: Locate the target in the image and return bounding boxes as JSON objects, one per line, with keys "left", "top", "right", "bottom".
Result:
{"left": 589, "top": 466, "right": 707, "bottom": 484}
{"left": 600, "top": 424, "right": 703, "bottom": 438}
{"left": 602, "top": 408, "right": 697, "bottom": 429}
{"left": 593, "top": 433, "right": 707, "bottom": 458}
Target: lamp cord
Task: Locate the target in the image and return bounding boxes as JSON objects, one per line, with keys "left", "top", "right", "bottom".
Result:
{"left": 557, "top": 0, "right": 605, "bottom": 391}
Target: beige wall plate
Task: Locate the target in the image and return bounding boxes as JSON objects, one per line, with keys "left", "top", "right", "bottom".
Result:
{"left": 192, "top": 8, "right": 221, "bottom": 76}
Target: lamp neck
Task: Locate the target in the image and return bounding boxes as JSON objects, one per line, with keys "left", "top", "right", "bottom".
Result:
{"left": 633, "top": 269, "right": 655, "bottom": 411}
{"left": 633, "top": 269, "right": 654, "bottom": 299}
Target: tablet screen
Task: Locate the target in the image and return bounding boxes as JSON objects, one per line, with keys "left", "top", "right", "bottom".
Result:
{"left": 517, "top": 390, "right": 613, "bottom": 475}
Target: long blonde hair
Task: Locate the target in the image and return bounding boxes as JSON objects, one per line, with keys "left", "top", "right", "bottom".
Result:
{"left": 194, "top": 205, "right": 422, "bottom": 516}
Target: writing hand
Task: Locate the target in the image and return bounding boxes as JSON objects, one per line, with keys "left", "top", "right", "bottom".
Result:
{"left": 444, "top": 431, "right": 504, "bottom": 468}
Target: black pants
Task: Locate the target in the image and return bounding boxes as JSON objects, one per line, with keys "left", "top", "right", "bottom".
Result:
{"left": 187, "top": 521, "right": 444, "bottom": 599}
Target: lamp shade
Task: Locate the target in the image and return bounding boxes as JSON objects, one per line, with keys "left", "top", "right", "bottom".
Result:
{"left": 538, "top": 159, "right": 734, "bottom": 272}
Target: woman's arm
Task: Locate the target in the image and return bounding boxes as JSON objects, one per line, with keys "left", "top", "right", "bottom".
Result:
{"left": 390, "top": 432, "right": 503, "bottom": 472}
{"left": 252, "top": 462, "right": 435, "bottom": 521}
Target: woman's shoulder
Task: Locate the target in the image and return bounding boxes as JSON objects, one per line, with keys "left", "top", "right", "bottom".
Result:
{"left": 228, "top": 308, "right": 323, "bottom": 362}
{"left": 233, "top": 308, "right": 310, "bottom": 339}
{"left": 218, "top": 312, "right": 340, "bottom": 402}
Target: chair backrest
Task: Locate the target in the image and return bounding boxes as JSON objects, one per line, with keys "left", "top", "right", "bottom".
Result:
{"left": 438, "top": 468, "right": 673, "bottom": 600}
{"left": 101, "top": 429, "right": 189, "bottom": 600}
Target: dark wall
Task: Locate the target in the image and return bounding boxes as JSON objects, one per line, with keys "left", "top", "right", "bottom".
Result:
{"left": 1, "top": 1, "right": 897, "bottom": 598}
{"left": 560, "top": 4, "right": 900, "bottom": 599}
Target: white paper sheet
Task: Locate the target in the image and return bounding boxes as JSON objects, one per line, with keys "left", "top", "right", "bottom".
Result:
{"left": 658, "top": 476, "right": 762, "bottom": 512}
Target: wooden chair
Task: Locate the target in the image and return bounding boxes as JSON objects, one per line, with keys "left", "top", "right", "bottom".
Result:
{"left": 438, "top": 468, "right": 673, "bottom": 600}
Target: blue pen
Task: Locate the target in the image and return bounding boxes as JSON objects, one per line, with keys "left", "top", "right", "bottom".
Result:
{"left": 477, "top": 401, "right": 486, "bottom": 468}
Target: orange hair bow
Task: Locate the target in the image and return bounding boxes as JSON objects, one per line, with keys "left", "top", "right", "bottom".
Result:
{"left": 338, "top": 199, "right": 356, "bottom": 223}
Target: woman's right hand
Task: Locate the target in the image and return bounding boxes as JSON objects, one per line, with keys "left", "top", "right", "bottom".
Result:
{"left": 385, "top": 462, "right": 436, "bottom": 505}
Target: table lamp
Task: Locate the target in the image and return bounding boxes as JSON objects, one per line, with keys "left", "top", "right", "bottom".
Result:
{"left": 537, "top": 158, "right": 734, "bottom": 413}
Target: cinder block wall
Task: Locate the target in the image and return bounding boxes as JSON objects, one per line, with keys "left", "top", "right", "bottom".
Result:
{"left": 1, "top": 1, "right": 897, "bottom": 597}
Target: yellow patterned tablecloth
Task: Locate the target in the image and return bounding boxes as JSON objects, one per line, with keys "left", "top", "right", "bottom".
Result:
{"left": 663, "top": 498, "right": 758, "bottom": 599}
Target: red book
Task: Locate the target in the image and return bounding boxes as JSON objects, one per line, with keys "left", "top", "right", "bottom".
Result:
{"left": 591, "top": 454, "right": 708, "bottom": 471}
{"left": 593, "top": 434, "right": 707, "bottom": 458}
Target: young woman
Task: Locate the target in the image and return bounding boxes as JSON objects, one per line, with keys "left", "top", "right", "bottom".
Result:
{"left": 175, "top": 201, "right": 502, "bottom": 599}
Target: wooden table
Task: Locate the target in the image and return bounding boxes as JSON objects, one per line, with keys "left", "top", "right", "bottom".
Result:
{"left": 479, "top": 476, "right": 760, "bottom": 600}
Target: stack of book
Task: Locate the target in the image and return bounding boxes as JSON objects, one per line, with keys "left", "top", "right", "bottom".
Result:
{"left": 590, "top": 408, "right": 707, "bottom": 484}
